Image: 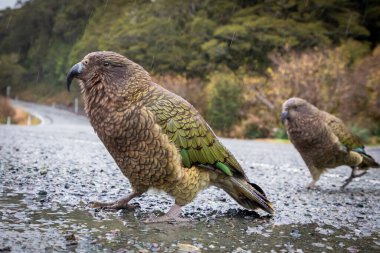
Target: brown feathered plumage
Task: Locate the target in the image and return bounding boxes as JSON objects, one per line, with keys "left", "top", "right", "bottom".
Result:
{"left": 281, "top": 97, "right": 379, "bottom": 189}
{"left": 66, "top": 51, "right": 273, "bottom": 222}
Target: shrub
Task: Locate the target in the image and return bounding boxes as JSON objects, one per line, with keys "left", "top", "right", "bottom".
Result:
{"left": 205, "top": 70, "right": 244, "bottom": 134}
{"left": 273, "top": 128, "right": 288, "bottom": 139}
{"left": 0, "top": 96, "right": 15, "bottom": 124}
{"left": 349, "top": 125, "right": 371, "bottom": 144}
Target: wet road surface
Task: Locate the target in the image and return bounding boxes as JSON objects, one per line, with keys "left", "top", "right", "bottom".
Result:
{"left": 0, "top": 101, "right": 379, "bottom": 252}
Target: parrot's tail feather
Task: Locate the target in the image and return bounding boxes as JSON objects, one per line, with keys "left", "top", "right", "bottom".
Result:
{"left": 219, "top": 177, "right": 274, "bottom": 215}
{"left": 360, "top": 153, "right": 380, "bottom": 169}
{"left": 249, "top": 182, "right": 266, "bottom": 195}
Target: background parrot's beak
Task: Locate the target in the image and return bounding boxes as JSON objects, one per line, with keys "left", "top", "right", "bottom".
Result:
{"left": 281, "top": 111, "right": 288, "bottom": 124}
{"left": 66, "top": 62, "right": 84, "bottom": 91}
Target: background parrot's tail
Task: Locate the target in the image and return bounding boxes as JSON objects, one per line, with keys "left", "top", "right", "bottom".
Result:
{"left": 360, "top": 153, "right": 380, "bottom": 169}
{"left": 217, "top": 176, "right": 274, "bottom": 214}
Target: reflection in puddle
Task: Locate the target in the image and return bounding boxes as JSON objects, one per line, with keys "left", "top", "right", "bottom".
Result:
{"left": 0, "top": 192, "right": 379, "bottom": 252}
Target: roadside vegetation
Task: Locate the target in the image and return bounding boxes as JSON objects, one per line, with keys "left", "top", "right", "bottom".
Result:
{"left": 0, "top": 0, "right": 379, "bottom": 143}
{"left": 0, "top": 96, "right": 40, "bottom": 125}
{"left": 0, "top": 96, "right": 15, "bottom": 124}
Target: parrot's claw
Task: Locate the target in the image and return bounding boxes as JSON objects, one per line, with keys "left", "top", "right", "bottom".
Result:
{"left": 306, "top": 180, "right": 317, "bottom": 190}
{"left": 341, "top": 178, "right": 352, "bottom": 189}
{"left": 90, "top": 192, "right": 141, "bottom": 210}
{"left": 143, "top": 204, "right": 190, "bottom": 224}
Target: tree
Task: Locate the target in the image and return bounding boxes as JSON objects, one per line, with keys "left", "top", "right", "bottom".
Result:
{"left": 205, "top": 70, "right": 244, "bottom": 133}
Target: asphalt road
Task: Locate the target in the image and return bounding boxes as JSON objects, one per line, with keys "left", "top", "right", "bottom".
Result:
{"left": 0, "top": 100, "right": 379, "bottom": 252}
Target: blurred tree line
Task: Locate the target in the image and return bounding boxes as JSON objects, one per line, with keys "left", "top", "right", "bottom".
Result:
{"left": 0, "top": 0, "right": 379, "bottom": 141}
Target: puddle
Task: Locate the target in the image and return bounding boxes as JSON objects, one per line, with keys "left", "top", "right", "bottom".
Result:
{"left": 1, "top": 192, "right": 379, "bottom": 252}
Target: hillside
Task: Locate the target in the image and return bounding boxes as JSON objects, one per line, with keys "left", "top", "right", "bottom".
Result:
{"left": 0, "top": 0, "right": 379, "bottom": 141}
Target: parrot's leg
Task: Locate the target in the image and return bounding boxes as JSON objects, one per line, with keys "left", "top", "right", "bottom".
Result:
{"left": 144, "top": 204, "right": 190, "bottom": 223}
{"left": 341, "top": 167, "right": 367, "bottom": 189}
{"left": 307, "top": 166, "right": 321, "bottom": 189}
{"left": 91, "top": 192, "right": 141, "bottom": 210}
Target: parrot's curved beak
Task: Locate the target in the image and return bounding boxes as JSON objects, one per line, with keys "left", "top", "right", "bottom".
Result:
{"left": 66, "top": 62, "right": 84, "bottom": 92}
{"left": 281, "top": 110, "right": 288, "bottom": 124}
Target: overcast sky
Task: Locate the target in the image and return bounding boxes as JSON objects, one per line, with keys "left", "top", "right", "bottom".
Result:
{"left": 0, "top": 0, "right": 18, "bottom": 10}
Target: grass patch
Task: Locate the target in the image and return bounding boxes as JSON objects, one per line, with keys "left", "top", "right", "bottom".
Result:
{"left": 11, "top": 107, "right": 41, "bottom": 125}
{"left": 0, "top": 96, "right": 41, "bottom": 125}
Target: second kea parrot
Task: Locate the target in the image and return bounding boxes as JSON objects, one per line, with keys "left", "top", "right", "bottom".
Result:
{"left": 281, "top": 97, "right": 379, "bottom": 189}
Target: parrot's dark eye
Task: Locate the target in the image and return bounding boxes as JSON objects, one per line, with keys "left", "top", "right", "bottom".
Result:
{"left": 103, "top": 62, "right": 110, "bottom": 67}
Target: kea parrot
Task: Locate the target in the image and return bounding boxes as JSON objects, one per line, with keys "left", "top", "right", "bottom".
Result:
{"left": 66, "top": 51, "right": 274, "bottom": 222}
{"left": 281, "top": 97, "right": 379, "bottom": 189}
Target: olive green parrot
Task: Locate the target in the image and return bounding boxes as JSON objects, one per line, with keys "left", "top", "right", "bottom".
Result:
{"left": 66, "top": 51, "right": 274, "bottom": 222}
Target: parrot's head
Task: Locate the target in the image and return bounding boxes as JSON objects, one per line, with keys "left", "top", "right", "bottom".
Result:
{"left": 66, "top": 51, "right": 150, "bottom": 97}
{"left": 281, "top": 97, "right": 318, "bottom": 124}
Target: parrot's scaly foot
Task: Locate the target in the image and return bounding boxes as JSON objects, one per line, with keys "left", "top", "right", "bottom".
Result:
{"left": 341, "top": 167, "right": 367, "bottom": 189}
{"left": 144, "top": 204, "right": 190, "bottom": 223}
{"left": 306, "top": 180, "right": 317, "bottom": 190}
{"left": 91, "top": 192, "right": 140, "bottom": 210}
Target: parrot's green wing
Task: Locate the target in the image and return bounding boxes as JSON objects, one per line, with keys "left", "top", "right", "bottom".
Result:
{"left": 145, "top": 84, "right": 245, "bottom": 177}
{"left": 321, "top": 111, "right": 364, "bottom": 151}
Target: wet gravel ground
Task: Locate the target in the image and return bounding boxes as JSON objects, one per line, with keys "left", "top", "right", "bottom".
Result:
{"left": 0, "top": 100, "right": 380, "bottom": 252}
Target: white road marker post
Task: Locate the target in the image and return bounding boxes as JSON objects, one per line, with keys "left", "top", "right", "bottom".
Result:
{"left": 74, "top": 98, "right": 78, "bottom": 114}
{"left": 27, "top": 115, "right": 32, "bottom": 126}
{"left": 6, "top": 86, "right": 11, "bottom": 97}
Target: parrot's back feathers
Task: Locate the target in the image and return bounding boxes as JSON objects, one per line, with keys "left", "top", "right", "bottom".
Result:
{"left": 322, "top": 112, "right": 380, "bottom": 169}
{"left": 321, "top": 112, "right": 363, "bottom": 151}
{"left": 146, "top": 84, "right": 247, "bottom": 178}
{"left": 147, "top": 83, "right": 273, "bottom": 213}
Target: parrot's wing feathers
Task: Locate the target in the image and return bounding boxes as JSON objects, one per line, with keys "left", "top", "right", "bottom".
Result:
{"left": 321, "top": 111, "right": 364, "bottom": 150}
{"left": 146, "top": 84, "right": 244, "bottom": 177}
{"left": 321, "top": 111, "right": 379, "bottom": 168}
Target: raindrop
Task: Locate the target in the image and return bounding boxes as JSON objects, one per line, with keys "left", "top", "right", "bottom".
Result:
{"left": 88, "top": 9, "right": 94, "bottom": 19}
{"left": 36, "top": 71, "right": 40, "bottom": 83}
{"left": 151, "top": 55, "right": 155, "bottom": 69}
{"left": 6, "top": 14, "right": 12, "bottom": 30}
{"left": 345, "top": 14, "right": 353, "bottom": 37}
{"left": 229, "top": 32, "right": 236, "bottom": 47}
